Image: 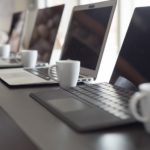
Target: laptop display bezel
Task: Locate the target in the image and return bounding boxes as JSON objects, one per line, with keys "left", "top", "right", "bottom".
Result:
{"left": 60, "top": 0, "right": 117, "bottom": 79}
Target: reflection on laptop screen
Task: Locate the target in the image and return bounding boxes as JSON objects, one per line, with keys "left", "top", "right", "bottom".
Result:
{"left": 110, "top": 7, "right": 150, "bottom": 89}
{"left": 61, "top": 6, "right": 112, "bottom": 70}
{"left": 28, "top": 5, "right": 64, "bottom": 63}
{"left": 8, "top": 11, "right": 26, "bottom": 53}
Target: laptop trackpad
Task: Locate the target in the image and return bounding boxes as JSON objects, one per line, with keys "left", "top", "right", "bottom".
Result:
{"left": 47, "top": 98, "right": 91, "bottom": 112}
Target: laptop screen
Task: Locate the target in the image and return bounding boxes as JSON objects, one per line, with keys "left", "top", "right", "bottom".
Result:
{"left": 28, "top": 5, "right": 64, "bottom": 63}
{"left": 60, "top": 0, "right": 116, "bottom": 78}
{"left": 8, "top": 11, "right": 26, "bottom": 53}
{"left": 110, "top": 7, "right": 150, "bottom": 89}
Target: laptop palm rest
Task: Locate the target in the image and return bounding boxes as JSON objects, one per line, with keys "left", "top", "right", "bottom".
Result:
{"left": 30, "top": 88, "right": 122, "bottom": 132}
{"left": 48, "top": 98, "right": 90, "bottom": 112}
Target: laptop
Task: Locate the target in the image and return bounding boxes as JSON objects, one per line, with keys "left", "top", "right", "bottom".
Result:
{"left": 27, "top": 4, "right": 65, "bottom": 65}
{"left": 30, "top": 6, "right": 150, "bottom": 132}
{"left": 0, "top": 0, "right": 116, "bottom": 86}
{"left": 0, "top": 11, "right": 26, "bottom": 68}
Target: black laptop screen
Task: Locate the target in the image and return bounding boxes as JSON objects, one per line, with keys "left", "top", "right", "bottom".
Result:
{"left": 61, "top": 6, "right": 112, "bottom": 70}
{"left": 110, "top": 7, "right": 150, "bottom": 89}
{"left": 29, "top": 5, "right": 64, "bottom": 63}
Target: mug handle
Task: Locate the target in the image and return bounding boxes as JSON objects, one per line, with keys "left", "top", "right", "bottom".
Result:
{"left": 130, "top": 92, "right": 148, "bottom": 122}
{"left": 48, "top": 65, "right": 59, "bottom": 82}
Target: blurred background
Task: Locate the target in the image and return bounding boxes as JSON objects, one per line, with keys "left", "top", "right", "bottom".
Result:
{"left": 0, "top": 0, "right": 150, "bottom": 82}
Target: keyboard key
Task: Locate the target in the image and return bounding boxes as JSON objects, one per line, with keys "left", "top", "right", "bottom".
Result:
{"left": 65, "top": 83, "right": 135, "bottom": 120}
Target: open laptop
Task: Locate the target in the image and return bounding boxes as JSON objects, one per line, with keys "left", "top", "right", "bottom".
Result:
{"left": 30, "top": 6, "right": 150, "bottom": 132}
{"left": 0, "top": 11, "right": 26, "bottom": 68}
{"left": 27, "top": 4, "right": 65, "bottom": 65}
{"left": 0, "top": 0, "right": 116, "bottom": 86}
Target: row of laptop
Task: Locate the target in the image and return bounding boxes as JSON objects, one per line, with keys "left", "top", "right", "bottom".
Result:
{"left": 0, "top": 0, "right": 116, "bottom": 86}
{"left": 0, "top": 5, "right": 64, "bottom": 68}
{"left": 1, "top": 0, "right": 150, "bottom": 132}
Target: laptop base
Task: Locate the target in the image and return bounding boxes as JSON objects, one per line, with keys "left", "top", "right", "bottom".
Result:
{"left": 30, "top": 83, "right": 136, "bottom": 132}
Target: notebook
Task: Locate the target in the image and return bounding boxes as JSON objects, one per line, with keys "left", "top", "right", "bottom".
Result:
{"left": 0, "top": 107, "right": 39, "bottom": 149}
{"left": 30, "top": 6, "right": 150, "bottom": 132}
{"left": 0, "top": 0, "right": 116, "bottom": 86}
{"left": 27, "top": 4, "right": 65, "bottom": 65}
{"left": 0, "top": 11, "right": 26, "bottom": 68}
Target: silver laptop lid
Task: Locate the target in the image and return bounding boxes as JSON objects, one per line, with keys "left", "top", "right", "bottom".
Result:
{"left": 8, "top": 11, "right": 26, "bottom": 53}
{"left": 28, "top": 5, "right": 64, "bottom": 63}
{"left": 60, "top": 0, "right": 116, "bottom": 79}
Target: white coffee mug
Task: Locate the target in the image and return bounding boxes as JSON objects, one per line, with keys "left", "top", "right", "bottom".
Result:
{"left": 0, "top": 44, "right": 11, "bottom": 58}
{"left": 130, "top": 83, "right": 150, "bottom": 133}
{"left": 21, "top": 50, "right": 38, "bottom": 68}
{"left": 49, "top": 60, "right": 80, "bottom": 88}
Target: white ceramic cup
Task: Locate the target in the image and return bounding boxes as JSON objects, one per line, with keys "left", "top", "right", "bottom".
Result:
{"left": 0, "top": 44, "right": 11, "bottom": 59}
{"left": 49, "top": 60, "right": 80, "bottom": 88}
{"left": 21, "top": 50, "right": 38, "bottom": 68}
{"left": 130, "top": 83, "right": 150, "bottom": 133}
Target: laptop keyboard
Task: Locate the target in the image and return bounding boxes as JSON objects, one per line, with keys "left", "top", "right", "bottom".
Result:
{"left": 25, "top": 67, "right": 92, "bottom": 82}
{"left": 64, "top": 83, "right": 135, "bottom": 120}
{"left": 25, "top": 67, "right": 57, "bottom": 80}
{"left": 2, "top": 58, "right": 21, "bottom": 63}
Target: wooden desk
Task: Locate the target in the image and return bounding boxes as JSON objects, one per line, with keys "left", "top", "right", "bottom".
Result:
{"left": 0, "top": 81, "right": 149, "bottom": 150}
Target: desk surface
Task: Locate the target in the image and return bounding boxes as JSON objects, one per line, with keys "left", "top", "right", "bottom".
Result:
{"left": 0, "top": 81, "right": 149, "bottom": 150}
